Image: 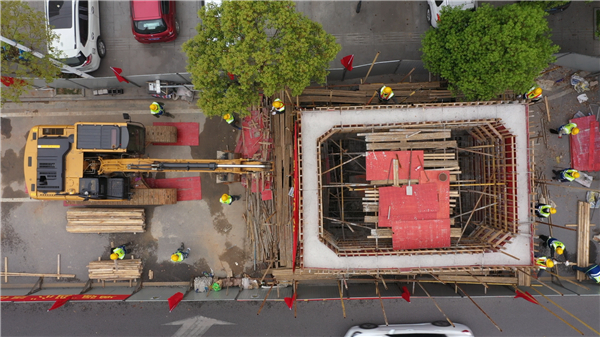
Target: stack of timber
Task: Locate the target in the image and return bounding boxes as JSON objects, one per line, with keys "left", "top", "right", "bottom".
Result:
{"left": 145, "top": 125, "right": 177, "bottom": 144}
{"left": 576, "top": 201, "right": 590, "bottom": 282}
{"left": 298, "top": 82, "right": 458, "bottom": 106}
{"left": 88, "top": 259, "right": 142, "bottom": 280}
{"left": 67, "top": 208, "right": 146, "bottom": 234}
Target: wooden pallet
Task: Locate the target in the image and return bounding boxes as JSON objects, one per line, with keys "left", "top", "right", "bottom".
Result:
{"left": 88, "top": 259, "right": 142, "bottom": 281}
{"left": 66, "top": 188, "right": 177, "bottom": 206}
{"left": 67, "top": 208, "right": 145, "bottom": 234}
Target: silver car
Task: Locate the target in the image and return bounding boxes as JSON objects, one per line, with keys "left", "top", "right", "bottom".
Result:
{"left": 426, "top": 0, "right": 476, "bottom": 28}
{"left": 344, "top": 321, "right": 474, "bottom": 337}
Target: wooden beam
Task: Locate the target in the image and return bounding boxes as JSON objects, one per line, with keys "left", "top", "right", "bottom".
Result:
{"left": 1, "top": 272, "right": 76, "bottom": 278}
{"left": 456, "top": 283, "right": 502, "bottom": 332}
{"left": 367, "top": 140, "right": 457, "bottom": 151}
{"left": 417, "top": 282, "right": 455, "bottom": 327}
{"left": 530, "top": 287, "right": 599, "bottom": 335}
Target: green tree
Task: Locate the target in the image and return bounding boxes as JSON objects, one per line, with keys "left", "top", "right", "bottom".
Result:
{"left": 1, "top": 0, "right": 62, "bottom": 105}
{"left": 421, "top": 3, "right": 559, "bottom": 101}
{"left": 183, "top": 1, "right": 340, "bottom": 117}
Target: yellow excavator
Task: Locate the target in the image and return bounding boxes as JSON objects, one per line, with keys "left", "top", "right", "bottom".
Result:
{"left": 23, "top": 119, "right": 270, "bottom": 205}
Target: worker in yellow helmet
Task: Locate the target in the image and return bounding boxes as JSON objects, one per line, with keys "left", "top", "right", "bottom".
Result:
{"left": 223, "top": 113, "right": 242, "bottom": 130}
{"left": 534, "top": 203, "right": 556, "bottom": 218}
{"left": 534, "top": 255, "right": 556, "bottom": 278}
{"left": 272, "top": 98, "right": 285, "bottom": 115}
{"left": 549, "top": 122, "right": 579, "bottom": 138}
{"left": 552, "top": 168, "right": 580, "bottom": 182}
{"left": 150, "top": 102, "right": 174, "bottom": 118}
{"left": 378, "top": 85, "right": 395, "bottom": 102}
{"left": 539, "top": 235, "right": 568, "bottom": 259}
{"left": 220, "top": 193, "right": 240, "bottom": 205}
{"left": 525, "top": 86, "right": 543, "bottom": 102}
{"left": 110, "top": 243, "right": 131, "bottom": 260}
{"left": 171, "top": 242, "right": 190, "bottom": 262}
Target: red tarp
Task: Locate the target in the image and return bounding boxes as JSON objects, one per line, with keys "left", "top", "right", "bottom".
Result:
{"left": 570, "top": 115, "right": 600, "bottom": 171}
{"left": 366, "top": 151, "right": 424, "bottom": 181}
{"left": 152, "top": 122, "right": 199, "bottom": 146}
{"left": 378, "top": 184, "right": 440, "bottom": 226}
{"left": 145, "top": 177, "right": 202, "bottom": 201}
{"left": 234, "top": 109, "right": 270, "bottom": 159}
{"left": 391, "top": 219, "right": 451, "bottom": 250}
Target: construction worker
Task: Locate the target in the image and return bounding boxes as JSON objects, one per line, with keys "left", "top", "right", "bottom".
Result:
{"left": 223, "top": 113, "right": 242, "bottom": 130}
{"left": 378, "top": 85, "right": 395, "bottom": 102}
{"left": 220, "top": 193, "right": 240, "bottom": 205}
{"left": 549, "top": 122, "right": 579, "bottom": 138}
{"left": 272, "top": 98, "right": 285, "bottom": 115}
{"left": 534, "top": 255, "right": 555, "bottom": 278}
{"left": 538, "top": 235, "right": 568, "bottom": 259}
{"left": 572, "top": 264, "right": 600, "bottom": 283}
{"left": 110, "top": 243, "right": 130, "bottom": 260}
{"left": 150, "top": 102, "right": 165, "bottom": 118}
{"left": 171, "top": 242, "right": 191, "bottom": 262}
{"left": 534, "top": 203, "right": 556, "bottom": 218}
{"left": 552, "top": 168, "right": 580, "bottom": 182}
{"left": 525, "top": 86, "right": 543, "bottom": 102}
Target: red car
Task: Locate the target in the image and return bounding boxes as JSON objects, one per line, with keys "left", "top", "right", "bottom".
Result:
{"left": 130, "top": 0, "right": 179, "bottom": 43}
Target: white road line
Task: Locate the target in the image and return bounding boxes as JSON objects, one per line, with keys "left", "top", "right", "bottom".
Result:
{"left": 0, "top": 198, "right": 39, "bottom": 202}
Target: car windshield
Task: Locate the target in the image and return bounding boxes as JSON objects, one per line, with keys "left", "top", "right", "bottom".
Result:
{"left": 48, "top": 0, "right": 73, "bottom": 29}
{"left": 63, "top": 52, "right": 86, "bottom": 66}
{"left": 133, "top": 19, "right": 167, "bottom": 34}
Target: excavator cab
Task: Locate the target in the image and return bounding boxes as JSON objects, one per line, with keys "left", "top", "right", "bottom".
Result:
{"left": 79, "top": 176, "right": 130, "bottom": 200}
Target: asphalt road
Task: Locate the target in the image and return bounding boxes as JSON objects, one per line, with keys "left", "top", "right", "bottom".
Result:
{"left": 2, "top": 295, "right": 600, "bottom": 336}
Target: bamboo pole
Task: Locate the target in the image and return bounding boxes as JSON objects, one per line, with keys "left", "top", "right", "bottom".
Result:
{"left": 514, "top": 287, "right": 584, "bottom": 335}
{"left": 4, "top": 257, "right": 7, "bottom": 283}
{"left": 322, "top": 155, "right": 364, "bottom": 175}
{"left": 516, "top": 268, "right": 563, "bottom": 296}
{"left": 529, "top": 286, "right": 599, "bottom": 335}
{"left": 294, "top": 281, "right": 298, "bottom": 318}
{"left": 363, "top": 51, "right": 380, "bottom": 83}
{"left": 535, "top": 180, "right": 600, "bottom": 192}
{"left": 57, "top": 254, "right": 61, "bottom": 280}
{"left": 398, "top": 68, "right": 416, "bottom": 83}
{"left": 257, "top": 285, "right": 273, "bottom": 315}
{"left": 535, "top": 221, "right": 577, "bottom": 232}
{"left": 338, "top": 280, "right": 346, "bottom": 318}
{"left": 416, "top": 282, "right": 454, "bottom": 327}
{"left": 466, "top": 271, "right": 489, "bottom": 289}
{"left": 1, "top": 272, "right": 76, "bottom": 278}
{"left": 376, "top": 283, "right": 389, "bottom": 326}
{"left": 455, "top": 283, "right": 502, "bottom": 332}
{"left": 457, "top": 186, "right": 489, "bottom": 244}
{"left": 543, "top": 269, "right": 590, "bottom": 290}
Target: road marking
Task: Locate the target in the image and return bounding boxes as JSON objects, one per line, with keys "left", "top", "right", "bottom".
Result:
{"left": 164, "top": 316, "right": 234, "bottom": 337}
{"left": 0, "top": 198, "right": 39, "bottom": 202}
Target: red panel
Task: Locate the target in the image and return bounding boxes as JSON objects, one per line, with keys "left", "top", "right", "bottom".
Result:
{"left": 570, "top": 116, "right": 600, "bottom": 171}
{"left": 366, "top": 151, "right": 424, "bottom": 181}
{"left": 261, "top": 189, "right": 273, "bottom": 201}
{"left": 152, "top": 122, "right": 199, "bottom": 146}
{"left": 145, "top": 177, "right": 202, "bottom": 201}
{"left": 234, "top": 109, "right": 269, "bottom": 159}
{"left": 392, "top": 219, "right": 451, "bottom": 249}
{"left": 378, "top": 183, "right": 440, "bottom": 227}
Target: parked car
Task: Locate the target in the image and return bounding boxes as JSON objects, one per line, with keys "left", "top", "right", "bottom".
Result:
{"left": 426, "top": 0, "right": 476, "bottom": 28}
{"left": 344, "top": 321, "right": 474, "bottom": 337}
{"left": 130, "top": 0, "right": 179, "bottom": 43}
{"left": 45, "top": 0, "right": 105, "bottom": 73}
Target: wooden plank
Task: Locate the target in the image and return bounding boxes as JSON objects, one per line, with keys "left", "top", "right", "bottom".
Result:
{"left": 438, "top": 275, "right": 517, "bottom": 284}
{"left": 359, "top": 82, "right": 443, "bottom": 91}
{"left": 364, "top": 131, "right": 451, "bottom": 142}
{"left": 577, "top": 201, "right": 590, "bottom": 282}
{"left": 367, "top": 140, "right": 457, "bottom": 151}
{"left": 66, "top": 188, "right": 177, "bottom": 206}
{"left": 364, "top": 216, "right": 379, "bottom": 223}
{"left": 301, "top": 89, "right": 371, "bottom": 97}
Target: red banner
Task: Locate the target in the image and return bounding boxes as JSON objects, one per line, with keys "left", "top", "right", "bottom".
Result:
{"left": 292, "top": 121, "right": 300, "bottom": 272}
{"left": 1, "top": 294, "right": 130, "bottom": 302}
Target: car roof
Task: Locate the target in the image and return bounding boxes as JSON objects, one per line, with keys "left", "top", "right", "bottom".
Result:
{"left": 131, "top": 0, "right": 162, "bottom": 20}
{"left": 46, "top": 0, "right": 78, "bottom": 57}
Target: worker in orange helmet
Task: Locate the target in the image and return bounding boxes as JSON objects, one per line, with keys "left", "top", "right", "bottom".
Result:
{"left": 525, "top": 86, "right": 543, "bottom": 102}
{"left": 220, "top": 193, "right": 240, "bottom": 205}
{"left": 171, "top": 242, "right": 190, "bottom": 262}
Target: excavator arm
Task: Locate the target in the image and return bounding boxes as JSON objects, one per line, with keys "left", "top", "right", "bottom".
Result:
{"left": 98, "top": 157, "right": 271, "bottom": 174}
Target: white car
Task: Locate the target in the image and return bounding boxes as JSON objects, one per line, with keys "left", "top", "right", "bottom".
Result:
{"left": 45, "top": 0, "right": 105, "bottom": 73}
{"left": 426, "top": 0, "right": 476, "bottom": 28}
{"left": 344, "top": 321, "right": 474, "bottom": 337}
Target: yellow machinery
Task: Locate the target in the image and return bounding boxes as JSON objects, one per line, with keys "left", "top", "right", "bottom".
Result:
{"left": 23, "top": 122, "right": 270, "bottom": 204}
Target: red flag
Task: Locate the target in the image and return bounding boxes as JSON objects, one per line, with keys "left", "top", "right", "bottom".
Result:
{"left": 227, "top": 72, "right": 235, "bottom": 81}
{"left": 340, "top": 55, "right": 354, "bottom": 71}
{"left": 110, "top": 67, "right": 129, "bottom": 83}
{"left": 47, "top": 296, "right": 72, "bottom": 311}
{"left": 168, "top": 292, "right": 184, "bottom": 312}
{"left": 284, "top": 293, "right": 296, "bottom": 310}
{"left": 401, "top": 286, "right": 411, "bottom": 302}
{"left": 514, "top": 290, "right": 539, "bottom": 305}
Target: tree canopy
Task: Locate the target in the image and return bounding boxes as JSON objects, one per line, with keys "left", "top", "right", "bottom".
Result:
{"left": 1, "top": 0, "right": 62, "bottom": 105}
{"left": 421, "top": 3, "right": 559, "bottom": 101}
{"left": 182, "top": 1, "right": 340, "bottom": 117}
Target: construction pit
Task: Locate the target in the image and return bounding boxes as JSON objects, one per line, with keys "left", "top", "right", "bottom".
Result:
{"left": 280, "top": 102, "right": 536, "bottom": 285}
